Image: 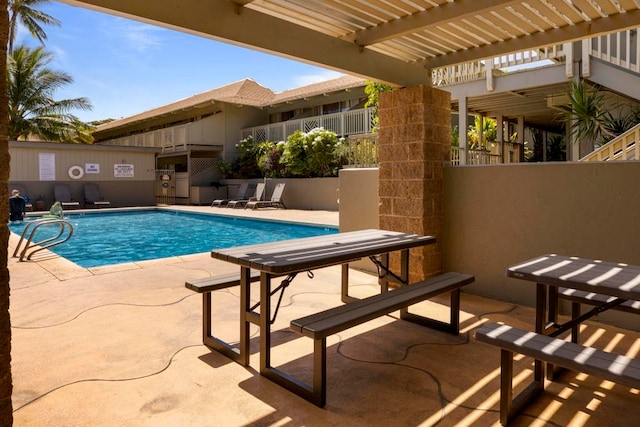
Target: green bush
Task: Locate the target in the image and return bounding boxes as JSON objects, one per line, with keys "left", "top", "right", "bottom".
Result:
{"left": 281, "top": 128, "right": 345, "bottom": 177}
{"left": 229, "top": 128, "right": 347, "bottom": 179}
{"left": 228, "top": 136, "right": 262, "bottom": 178}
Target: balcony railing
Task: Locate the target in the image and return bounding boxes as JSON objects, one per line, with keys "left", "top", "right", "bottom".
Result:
{"left": 580, "top": 123, "right": 640, "bottom": 161}
{"left": 242, "top": 108, "right": 375, "bottom": 143}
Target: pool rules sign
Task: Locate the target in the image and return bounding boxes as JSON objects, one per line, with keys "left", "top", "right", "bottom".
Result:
{"left": 114, "top": 164, "right": 134, "bottom": 178}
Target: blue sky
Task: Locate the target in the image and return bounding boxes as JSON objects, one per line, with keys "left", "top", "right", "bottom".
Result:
{"left": 15, "top": 2, "right": 345, "bottom": 123}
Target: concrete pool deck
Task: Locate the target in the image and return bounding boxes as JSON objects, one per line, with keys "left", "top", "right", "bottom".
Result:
{"left": 8, "top": 207, "right": 640, "bottom": 426}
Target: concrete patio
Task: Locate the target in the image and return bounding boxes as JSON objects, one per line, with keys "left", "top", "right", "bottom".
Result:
{"left": 8, "top": 208, "right": 640, "bottom": 426}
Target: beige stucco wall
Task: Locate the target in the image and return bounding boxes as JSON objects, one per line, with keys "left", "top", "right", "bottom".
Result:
{"left": 337, "top": 163, "right": 640, "bottom": 331}
{"left": 223, "top": 177, "right": 340, "bottom": 211}
{"left": 338, "top": 168, "right": 378, "bottom": 232}
{"left": 338, "top": 168, "right": 379, "bottom": 273}
{"left": 443, "top": 161, "right": 640, "bottom": 331}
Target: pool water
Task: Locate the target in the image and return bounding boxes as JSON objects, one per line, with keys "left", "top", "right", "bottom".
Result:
{"left": 9, "top": 210, "right": 338, "bottom": 268}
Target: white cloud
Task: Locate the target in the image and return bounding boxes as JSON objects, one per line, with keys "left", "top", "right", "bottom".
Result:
{"left": 102, "top": 19, "right": 163, "bottom": 53}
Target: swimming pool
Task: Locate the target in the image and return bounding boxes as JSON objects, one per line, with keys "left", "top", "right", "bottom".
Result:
{"left": 9, "top": 209, "right": 338, "bottom": 268}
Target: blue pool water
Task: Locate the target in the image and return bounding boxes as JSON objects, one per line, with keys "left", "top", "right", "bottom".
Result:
{"left": 9, "top": 209, "right": 337, "bottom": 268}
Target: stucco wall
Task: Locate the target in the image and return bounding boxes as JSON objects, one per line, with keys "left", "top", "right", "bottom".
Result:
{"left": 338, "top": 168, "right": 379, "bottom": 273}
{"left": 223, "top": 177, "right": 340, "bottom": 211}
{"left": 443, "top": 161, "right": 640, "bottom": 330}
{"left": 338, "top": 168, "right": 378, "bottom": 232}
{"left": 337, "top": 163, "right": 640, "bottom": 331}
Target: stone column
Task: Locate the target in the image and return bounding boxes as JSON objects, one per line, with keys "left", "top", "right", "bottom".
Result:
{"left": 377, "top": 85, "right": 451, "bottom": 283}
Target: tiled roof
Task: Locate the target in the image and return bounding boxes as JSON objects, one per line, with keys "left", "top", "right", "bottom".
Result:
{"left": 271, "top": 75, "right": 367, "bottom": 105}
{"left": 96, "top": 75, "right": 367, "bottom": 132}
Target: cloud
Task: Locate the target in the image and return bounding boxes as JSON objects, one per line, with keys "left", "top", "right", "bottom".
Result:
{"left": 102, "top": 19, "right": 163, "bottom": 53}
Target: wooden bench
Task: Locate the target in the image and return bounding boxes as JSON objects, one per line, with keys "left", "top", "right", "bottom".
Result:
{"left": 474, "top": 322, "right": 640, "bottom": 425}
{"left": 185, "top": 270, "right": 260, "bottom": 361}
{"left": 289, "top": 271, "right": 475, "bottom": 407}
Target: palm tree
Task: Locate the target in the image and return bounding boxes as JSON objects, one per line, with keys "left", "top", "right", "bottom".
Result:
{"left": 1, "top": 1, "right": 13, "bottom": 424}
{"left": 8, "top": 0, "right": 61, "bottom": 53}
{"left": 557, "top": 80, "right": 611, "bottom": 151}
{"left": 7, "top": 44, "right": 94, "bottom": 143}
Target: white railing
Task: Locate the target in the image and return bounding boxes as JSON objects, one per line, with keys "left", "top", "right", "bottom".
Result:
{"left": 98, "top": 116, "right": 227, "bottom": 153}
{"left": 450, "top": 147, "right": 502, "bottom": 165}
{"left": 580, "top": 123, "right": 640, "bottom": 161}
{"left": 242, "top": 108, "right": 375, "bottom": 142}
{"left": 588, "top": 29, "right": 640, "bottom": 73}
{"left": 432, "top": 44, "right": 566, "bottom": 87}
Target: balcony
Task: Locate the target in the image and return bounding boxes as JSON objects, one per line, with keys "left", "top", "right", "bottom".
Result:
{"left": 241, "top": 107, "right": 375, "bottom": 143}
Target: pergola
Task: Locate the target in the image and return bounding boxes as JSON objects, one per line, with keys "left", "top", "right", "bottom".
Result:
{"left": 60, "top": 0, "right": 640, "bottom": 86}
{"left": 3, "top": 1, "right": 640, "bottom": 421}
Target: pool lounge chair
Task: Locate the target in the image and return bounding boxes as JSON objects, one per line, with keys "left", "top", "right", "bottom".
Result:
{"left": 227, "top": 182, "right": 265, "bottom": 209}
{"left": 54, "top": 184, "right": 80, "bottom": 209}
{"left": 84, "top": 184, "right": 111, "bottom": 208}
{"left": 10, "top": 184, "right": 33, "bottom": 211}
{"left": 245, "top": 183, "right": 286, "bottom": 210}
{"left": 211, "top": 182, "right": 248, "bottom": 207}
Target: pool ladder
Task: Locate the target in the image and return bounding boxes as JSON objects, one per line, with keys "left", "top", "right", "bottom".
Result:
{"left": 13, "top": 219, "right": 74, "bottom": 261}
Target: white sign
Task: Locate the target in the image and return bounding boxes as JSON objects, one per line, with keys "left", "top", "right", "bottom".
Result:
{"left": 38, "top": 153, "right": 56, "bottom": 181}
{"left": 85, "top": 163, "right": 100, "bottom": 174}
{"left": 114, "top": 164, "right": 134, "bottom": 178}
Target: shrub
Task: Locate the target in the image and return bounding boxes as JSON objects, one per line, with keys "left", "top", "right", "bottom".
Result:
{"left": 280, "top": 128, "right": 345, "bottom": 177}
{"left": 227, "top": 128, "right": 347, "bottom": 179}
{"left": 257, "top": 141, "right": 285, "bottom": 177}
{"left": 229, "top": 136, "right": 262, "bottom": 178}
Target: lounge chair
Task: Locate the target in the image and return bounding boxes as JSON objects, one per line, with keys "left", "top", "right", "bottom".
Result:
{"left": 227, "top": 182, "right": 265, "bottom": 209}
{"left": 54, "top": 184, "right": 80, "bottom": 209}
{"left": 211, "top": 182, "right": 248, "bottom": 207}
{"left": 10, "top": 184, "right": 33, "bottom": 211}
{"left": 84, "top": 184, "right": 111, "bottom": 208}
{"left": 245, "top": 183, "right": 286, "bottom": 210}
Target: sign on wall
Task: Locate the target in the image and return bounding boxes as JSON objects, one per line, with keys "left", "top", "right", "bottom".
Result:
{"left": 85, "top": 163, "right": 100, "bottom": 174}
{"left": 39, "top": 153, "right": 56, "bottom": 181}
{"left": 114, "top": 164, "right": 134, "bottom": 178}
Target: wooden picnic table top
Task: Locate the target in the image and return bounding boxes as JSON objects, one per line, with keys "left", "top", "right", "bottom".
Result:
{"left": 211, "top": 229, "right": 436, "bottom": 275}
{"left": 507, "top": 254, "right": 640, "bottom": 301}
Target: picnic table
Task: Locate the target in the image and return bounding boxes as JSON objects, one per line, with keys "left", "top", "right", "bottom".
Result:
{"left": 476, "top": 254, "right": 640, "bottom": 424}
{"left": 209, "top": 229, "right": 445, "bottom": 403}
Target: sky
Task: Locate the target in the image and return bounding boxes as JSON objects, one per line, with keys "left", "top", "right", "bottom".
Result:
{"left": 15, "top": 1, "right": 346, "bottom": 123}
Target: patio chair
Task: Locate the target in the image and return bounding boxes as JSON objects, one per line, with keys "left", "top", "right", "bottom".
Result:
{"left": 84, "top": 184, "right": 111, "bottom": 208}
{"left": 54, "top": 184, "right": 80, "bottom": 209}
{"left": 10, "top": 184, "right": 33, "bottom": 211}
{"left": 245, "top": 183, "right": 286, "bottom": 210}
{"left": 211, "top": 182, "right": 248, "bottom": 207}
{"left": 227, "top": 182, "right": 265, "bottom": 209}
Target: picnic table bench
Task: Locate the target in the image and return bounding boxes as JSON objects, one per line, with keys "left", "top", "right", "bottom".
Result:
{"left": 290, "top": 271, "right": 475, "bottom": 407}
{"left": 185, "top": 270, "right": 261, "bottom": 360}
{"left": 475, "top": 322, "right": 640, "bottom": 425}
{"left": 477, "top": 254, "right": 640, "bottom": 425}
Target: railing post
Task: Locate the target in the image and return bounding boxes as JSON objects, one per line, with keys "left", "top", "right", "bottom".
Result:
{"left": 582, "top": 39, "right": 591, "bottom": 77}
{"left": 564, "top": 42, "right": 573, "bottom": 78}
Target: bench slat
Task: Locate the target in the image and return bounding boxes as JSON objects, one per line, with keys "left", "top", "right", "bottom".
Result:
{"left": 291, "top": 272, "right": 474, "bottom": 339}
{"left": 559, "top": 287, "right": 640, "bottom": 313}
{"left": 185, "top": 270, "right": 260, "bottom": 293}
{"left": 475, "top": 323, "right": 640, "bottom": 388}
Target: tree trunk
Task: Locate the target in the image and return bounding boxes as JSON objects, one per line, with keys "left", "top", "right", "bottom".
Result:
{"left": 0, "top": 0, "right": 14, "bottom": 424}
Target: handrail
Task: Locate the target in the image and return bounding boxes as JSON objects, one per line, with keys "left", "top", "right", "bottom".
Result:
{"left": 580, "top": 123, "right": 640, "bottom": 161}
{"left": 12, "top": 219, "right": 74, "bottom": 261}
